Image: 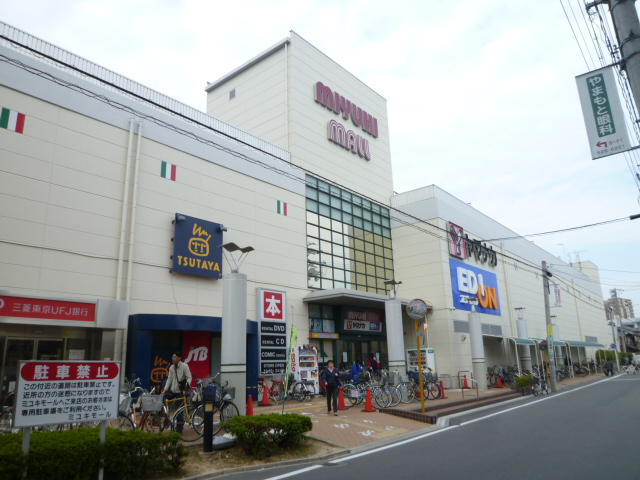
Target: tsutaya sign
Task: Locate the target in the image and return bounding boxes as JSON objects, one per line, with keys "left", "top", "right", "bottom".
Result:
{"left": 314, "top": 81, "right": 378, "bottom": 161}
{"left": 448, "top": 222, "right": 497, "bottom": 268}
{"left": 171, "top": 213, "right": 223, "bottom": 278}
{"left": 450, "top": 258, "right": 501, "bottom": 316}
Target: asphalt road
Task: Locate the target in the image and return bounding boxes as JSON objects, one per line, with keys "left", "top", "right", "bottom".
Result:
{"left": 223, "top": 375, "right": 640, "bottom": 480}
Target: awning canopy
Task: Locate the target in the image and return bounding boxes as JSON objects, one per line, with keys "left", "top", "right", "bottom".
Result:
{"left": 510, "top": 337, "right": 536, "bottom": 345}
{"left": 303, "top": 288, "right": 420, "bottom": 310}
{"left": 563, "top": 340, "right": 605, "bottom": 348}
{"left": 532, "top": 338, "right": 565, "bottom": 347}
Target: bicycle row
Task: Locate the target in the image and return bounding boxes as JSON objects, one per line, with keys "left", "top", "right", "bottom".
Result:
{"left": 0, "top": 373, "right": 240, "bottom": 442}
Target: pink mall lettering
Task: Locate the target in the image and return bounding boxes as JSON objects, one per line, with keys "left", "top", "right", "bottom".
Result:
{"left": 315, "top": 81, "right": 377, "bottom": 161}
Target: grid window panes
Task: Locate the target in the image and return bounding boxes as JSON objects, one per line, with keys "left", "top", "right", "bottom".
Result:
{"left": 306, "top": 175, "right": 394, "bottom": 294}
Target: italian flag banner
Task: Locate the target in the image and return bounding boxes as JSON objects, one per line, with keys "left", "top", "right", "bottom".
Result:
{"left": 277, "top": 200, "right": 288, "bottom": 216}
{"left": 0, "top": 107, "right": 26, "bottom": 134}
{"left": 161, "top": 161, "right": 177, "bottom": 181}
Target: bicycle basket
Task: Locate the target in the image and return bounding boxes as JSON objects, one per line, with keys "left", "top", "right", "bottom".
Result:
{"left": 140, "top": 394, "right": 164, "bottom": 412}
{"left": 408, "top": 370, "right": 419, "bottom": 383}
{"left": 118, "top": 395, "right": 132, "bottom": 415}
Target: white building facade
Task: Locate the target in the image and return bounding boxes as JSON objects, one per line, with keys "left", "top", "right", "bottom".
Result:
{"left": 1, "top": 25, "right": 612, "bottom": 400}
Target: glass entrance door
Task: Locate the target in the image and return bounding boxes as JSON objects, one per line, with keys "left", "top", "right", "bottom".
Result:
{"left": 36, "top": 339, "right": 64, "bottom": 361}
{"left": 1, "top": 338, "right": 35, "bottom": 395}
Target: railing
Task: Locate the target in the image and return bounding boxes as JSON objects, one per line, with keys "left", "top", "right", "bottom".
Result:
{"left": 457, "top": 370, "right": 474, "bottom": 389}
{"left": 461, "top": 378, "right": 480, "bottom": 403}
{"left": 0, "top": 21, "right": 290, "bottom": 164}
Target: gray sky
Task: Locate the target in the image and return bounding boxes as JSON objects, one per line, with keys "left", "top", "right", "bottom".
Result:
{"left": 3, "top": 0, "right": 639, "bottom": 314}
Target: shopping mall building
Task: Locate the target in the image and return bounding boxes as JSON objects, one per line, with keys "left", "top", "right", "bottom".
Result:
{"left": 0, "top": 24, "right": 612, "bottom": 403}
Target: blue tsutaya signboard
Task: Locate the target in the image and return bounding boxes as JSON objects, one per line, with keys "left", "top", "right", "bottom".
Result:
{"left": 449, "top": 258, "right": 501, "bottom": 316}
{"left": 172, "top": 213, "right": 223, "bottom": 278}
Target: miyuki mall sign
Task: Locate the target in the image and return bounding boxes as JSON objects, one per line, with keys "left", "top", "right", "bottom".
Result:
{"left": 314, "top": 81, "right": 378, "bottom": 161}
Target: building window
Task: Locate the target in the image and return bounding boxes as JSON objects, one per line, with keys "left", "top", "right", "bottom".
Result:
{"left": 306, "top": 175, "right": 394, "bottom": 294}
{"left": 229, "top": 88, "right": 236, "bottom": 100}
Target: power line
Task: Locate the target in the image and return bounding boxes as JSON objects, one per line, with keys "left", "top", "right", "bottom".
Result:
{"left": 1, "top": 45, "right": 629, "bottom": 307}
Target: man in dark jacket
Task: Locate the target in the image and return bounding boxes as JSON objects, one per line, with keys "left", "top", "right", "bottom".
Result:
{"left": 321, "top": 360, "right": 342, "bottom": 416}
{"left": 603, "top": 359, "right": 614, "bottom": 376}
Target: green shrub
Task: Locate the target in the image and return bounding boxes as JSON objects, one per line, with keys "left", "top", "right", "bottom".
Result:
{"left": 222, "top": 413, "right": 312, "bottom": 459}
{"left": 0, "top": 427, "right": 187, "bottom": 480}
{"left": 515, "top": 374, "right": 533, "bottom": 388}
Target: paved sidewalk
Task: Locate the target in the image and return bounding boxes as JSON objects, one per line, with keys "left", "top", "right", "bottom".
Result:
{"left": 250, "top": 373, "right": 607, "bottom": 449}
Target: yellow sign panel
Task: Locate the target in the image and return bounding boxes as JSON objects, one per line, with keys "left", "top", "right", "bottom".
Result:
{"left": 310, "top": 332, "right": 339, "bottom": 339}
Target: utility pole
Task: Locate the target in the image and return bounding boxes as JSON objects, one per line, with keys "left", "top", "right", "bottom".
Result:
{"left": 610, "top": 1, "right": 640, "bottom": 113}
{"left": 589, "top": 0, "right": 640, "bottom": 113}
{"left": 542, "top": 261, "right": 558, "bottom": 392}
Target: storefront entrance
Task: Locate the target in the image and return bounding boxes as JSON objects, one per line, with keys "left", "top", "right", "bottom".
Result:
{"left": 338, "top": 339, "right": 386, "bottom": 370}
{"left": 1, "top": 336, "right": 95, "bottom": 395}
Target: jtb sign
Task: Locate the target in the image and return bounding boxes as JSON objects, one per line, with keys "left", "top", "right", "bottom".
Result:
{"left": 172, "top": 214, "right": 223, "bottom": 278}
{"left": 450, "top": 259, "right": 501, "bottom": 316}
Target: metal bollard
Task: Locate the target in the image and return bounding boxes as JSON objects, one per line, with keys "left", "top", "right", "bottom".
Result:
{"left": 203, "top": 384, "right": 216, "bottom": 453}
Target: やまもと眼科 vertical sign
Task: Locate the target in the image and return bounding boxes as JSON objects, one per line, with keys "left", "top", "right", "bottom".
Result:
{"left": 172, "top": 214, "right": 224, "bottom": 278}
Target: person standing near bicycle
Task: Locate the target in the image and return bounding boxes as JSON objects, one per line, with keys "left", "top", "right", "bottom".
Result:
{"left": 351, "top": 358, "right": 364, "bottom": 383}
{"left": 162, "top": 352, "right": 192, "bottom": 432}
{"left": 322, "top": 360, "right": 342, "bottom": 416}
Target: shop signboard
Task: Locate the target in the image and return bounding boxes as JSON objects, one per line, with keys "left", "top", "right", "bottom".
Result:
{"left": 343, "top": 319, "right": 382, "bottom": 332}
{"left": 450, "top": 258, "right": 501, "bottom": 316}
{"left": 257, "top": 289, "right": 287, "bottom": 375}
{"left": 576, "top": 66, "right": 632, "bottom": 160}
{"left": 14, "top": 361, "right": 120, "bottom": 428}
{"left": 0, "top": 295, "right": 96, "bottom": 322}
{"left": 183, "top": 332, "right": 211, "bottom": 387}
{"left": 171, "top": 213, "right": 223, "bottom": 278}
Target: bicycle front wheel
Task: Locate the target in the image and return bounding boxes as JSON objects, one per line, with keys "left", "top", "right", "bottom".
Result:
{"left": 271, "top": 383, "right": 285, "bottom": 403}
{"left": 107, "top": 414, "right": 135, "bottom": 431}
{"left": 221, "top": 401, "right": 240, "bottom": 422}
{"left": 143, "top": 409, "right": 170, "bottom": 433}
{"left": 172, "top": 405, "right": 204, "bottom": 442}
{"left": 399, "top": 383, "right": 414, "bottom": 403}
{"left": 372, "top": 387, "right": 390, "bottom": 408}
{"left": 292, "top": 382, "right": 306, "bottom": 402}
{"left": 426, "top": 382, "right": 441, "bottom": 400}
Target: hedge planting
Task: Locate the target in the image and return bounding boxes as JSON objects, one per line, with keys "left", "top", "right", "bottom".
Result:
{"left": 222, "top": 413, "right": 312, "bottom": 459}
{"left": 0, "top": 427, "right": 187, "bottom": 480}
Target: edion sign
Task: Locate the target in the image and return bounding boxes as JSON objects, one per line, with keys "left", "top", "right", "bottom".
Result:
{"left": 450, "top": 258, "right": 501, "bottom": 316}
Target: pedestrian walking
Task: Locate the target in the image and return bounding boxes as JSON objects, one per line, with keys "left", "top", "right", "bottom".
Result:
{"left": 322, "top": 360, "right": 342, "bottom": 416}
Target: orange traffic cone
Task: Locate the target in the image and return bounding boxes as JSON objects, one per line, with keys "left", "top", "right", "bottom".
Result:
{"left": 338, "top": 386, "right": 348, "bottom": 410}
{"left": 439, "top": 380, "right": 447, "bottom": 399}
{"left": 246, "top": 395, "right": 254, "bottom": 416}
{"left": 497, "top": 375, "right": 503, "bottom": 388}
{"left": 361, "top": 387, "right": 376, "bottom": 412}
{"left": 259, "top": 382, "right": 272, "bottom": 406}
{"left": 463, "top": 375, "right": 470, "bottom": 389}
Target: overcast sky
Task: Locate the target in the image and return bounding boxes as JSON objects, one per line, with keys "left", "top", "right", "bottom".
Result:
{"left": 3, "top": 0, "right": 640, "bottom": 314}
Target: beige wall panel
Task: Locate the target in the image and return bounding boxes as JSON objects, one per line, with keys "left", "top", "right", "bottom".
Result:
{"left": 0, "top": 263, "right": 41, "bottom": 291}
{"left": 0, "top": 243, "right": 43, "bottom": 268}
{"left": 44, "top": 204, "right": 120, "bottom": 239}
{"left": 47, "top": 184, "right": 122, "bottom": 219}
{"left": 0, "top": 129, "right": 55, "bottom": 162}
{"left": 40, "top": 250, "right": 117, "bottom": 277}
{"left": 0, "top": 150, "right": 54, "bottom": 186}
{"left": 53, "top": 127, "right": 126, "bottom": 165}
{"left": 42, "top": 225, "right": 119, "bottom": 257}
{"left": 0, "top": 216, "right": 46, "bottom": 245}
{"left": 52, "top": 144, "right": 124, "bottom": 180}
{"left": 0, "top": 194, "right": 49, "bottom": 225}
{"left": 57, "top": 108, "right": 129, "bottom": 147}
{"left": 38, "top": 267, "right": 116, "bottom": 298}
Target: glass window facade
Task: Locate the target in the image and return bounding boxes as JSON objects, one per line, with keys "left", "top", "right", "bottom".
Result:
{"left": 306, "top": 176, "right": 394, "bottom": 294}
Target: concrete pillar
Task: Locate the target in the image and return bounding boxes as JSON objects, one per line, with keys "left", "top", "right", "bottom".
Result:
{"left": 468, "top": 309, "right": 487, "bottom": 389}
{"left": 385, "top": 299, "right": 407, "bottom": 379}
{"left": 516, "top": 317, "right": 532, "bottom": 372}
{"left": 221, "top": 272, "right": 247, "bottom": 415}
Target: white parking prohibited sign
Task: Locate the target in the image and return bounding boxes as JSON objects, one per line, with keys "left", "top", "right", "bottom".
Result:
{"left": 14, "top": 361, "right": 120, "bottom": 428}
